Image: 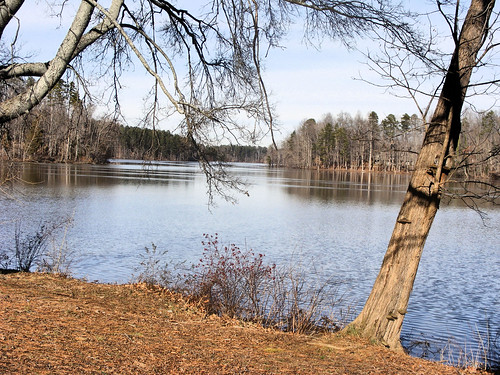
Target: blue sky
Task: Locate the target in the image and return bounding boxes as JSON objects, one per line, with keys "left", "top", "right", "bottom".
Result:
{"left": 3, "top": 1, "right": 498, "bottom": 145}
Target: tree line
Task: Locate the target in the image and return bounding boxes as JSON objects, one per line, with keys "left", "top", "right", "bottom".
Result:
{"left": 0, "top": 79, "right": 267, "bottom": 164}
{"left": 1, "top": 76, "right": 496, "bottom": 180}
{"left": 118, "top": 126, "right": 267, "bottom": 163}
{"left": 267, "top": 110, "right": 499, "bottom": 179}
{"left": 0, "top": 78, "right": 119, "bottom": 164}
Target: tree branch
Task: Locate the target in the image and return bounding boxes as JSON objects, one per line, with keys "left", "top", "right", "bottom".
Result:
{"left": 0, "top": 0, "right": 23, "bottom": 39}
{"left": 0, "top": 0, "right": 124, "bottom": 80}
{"left": 0, "top": 0, "right": 95, "bottom": 123}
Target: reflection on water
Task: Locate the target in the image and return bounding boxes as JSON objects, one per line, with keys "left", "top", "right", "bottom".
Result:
{"left": 14, "top": 160, "right": 198, "bottom": 188}
{"left": 1, "top": 160, "right": 499, "bottom": 367}
{"left": 272, "top": 168, "right": 411, "bottom": 204}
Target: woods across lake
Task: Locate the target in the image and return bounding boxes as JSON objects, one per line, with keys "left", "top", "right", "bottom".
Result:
{"left": 0, "top": 78, "right": 498, "bottom": 179}
{"left": 0, "top": 79, "right": 267, "bottom": 164}
{"left": 268, "top": 111, "right": 499, "bottom": 179}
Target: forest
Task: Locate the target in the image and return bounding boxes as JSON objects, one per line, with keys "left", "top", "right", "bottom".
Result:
{"left": 0, "top": 79, "right": 267, "bottom": 164}
{"left": 269, "top": 110, "right": 499, "bottom": 179}
{"left": 1, "top": 76, "right": 498, "bottom": 180}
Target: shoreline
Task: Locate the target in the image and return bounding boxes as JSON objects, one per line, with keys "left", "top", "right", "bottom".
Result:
{"left": 3, "top": 158, "right": 497, "bottom": 182}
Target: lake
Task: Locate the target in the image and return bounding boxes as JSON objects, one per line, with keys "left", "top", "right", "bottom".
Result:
{"left": 1, "top": 160, "right": 498, "bottom": 367}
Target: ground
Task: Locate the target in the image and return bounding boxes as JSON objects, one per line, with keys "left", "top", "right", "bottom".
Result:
{"left": 0, "top": 273, "right": 489, "bottom": 374}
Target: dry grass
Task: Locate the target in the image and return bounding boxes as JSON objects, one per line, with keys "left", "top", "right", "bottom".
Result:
{"left": 0, "top": 273, "right": 490, "bottom": 374}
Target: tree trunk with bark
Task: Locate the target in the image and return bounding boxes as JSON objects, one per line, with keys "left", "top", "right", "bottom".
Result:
{"left": 0, "top": 0, "right": 123, "bottom": 124}
{"left": 347, "top": 0, "right": 496, "bottom": 350}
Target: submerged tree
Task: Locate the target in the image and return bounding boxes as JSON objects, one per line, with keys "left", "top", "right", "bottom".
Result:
{"left": 348, "top": 0, "right": 498, "bottom": 349}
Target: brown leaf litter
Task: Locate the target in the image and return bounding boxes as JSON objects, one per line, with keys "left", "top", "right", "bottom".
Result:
{"left": 0, "top": 273, "right": 489, "bottom": 374}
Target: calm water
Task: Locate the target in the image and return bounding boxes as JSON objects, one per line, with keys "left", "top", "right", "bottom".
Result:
{"left": 1, "top": 161, "right": 499, "bottom": 366}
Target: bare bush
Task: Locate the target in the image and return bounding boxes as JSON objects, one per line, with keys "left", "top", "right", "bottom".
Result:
{"left": 0, "top": 250, "right": 11, "bottom": 269}
{"left": 37, "top": 219, "right": 76, "bottom": 275}
{"left": 180, "top": 234, "right": 351, "bottom": 334}
{"left": 131, "top": 234, "right": 353, "bottom": 334}
{"left": 133, "top": 243, "right": 172, "bottom": 287}
{"left": 261, "top": 262, "right": 352, "bottom": 334}
{"left": 13, "top": 217, "right": 73, "bottom": 272}
{"left": 184, "top": 233, "right": 275, "bottom": 319}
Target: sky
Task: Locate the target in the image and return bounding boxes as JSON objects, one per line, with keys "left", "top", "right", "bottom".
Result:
{"left": 111, "top": 31, "right": 418, "bottom": 145}
{"left": 3, "top": 1, "right": 498, "bottom": 146}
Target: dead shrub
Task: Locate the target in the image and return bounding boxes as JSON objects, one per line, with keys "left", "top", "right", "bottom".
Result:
{"left": 133, "top": 243, "right": 173, "bottom": 287}
{"left": 13, "top": 217, "right": 73, "bottom": 273}
{"left": 180, "top": 234, "right": 351, "bottom": 334}
{"left": 132, "top": 234, "right": 352, "bottom": 334}
{"left": 183, "top": 233, "right": 275, "bottom": 319}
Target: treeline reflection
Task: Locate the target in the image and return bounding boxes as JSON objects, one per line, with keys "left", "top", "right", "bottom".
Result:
{"left": 268, "top": 169, "right": 410, "bottom": 205}
{"left": 11, "top": 162, "right": 197, "bottom": 188}
{"left": 3, "top": 162, "right": 493, "bottom": 208}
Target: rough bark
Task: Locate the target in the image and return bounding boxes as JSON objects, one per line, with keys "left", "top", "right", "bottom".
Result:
{"left": 348, "top": 0, "right": 496, "bottom": 350}
{"left": 0, "top": 1, "right": 95, "bottom": 123}
{"left": 0, "top": 0, "right": 124, "bottom": 123}
{"left": 0, "top": 0, "right": 23, "bottom": 38}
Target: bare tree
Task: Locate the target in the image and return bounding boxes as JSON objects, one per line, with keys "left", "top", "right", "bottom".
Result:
{"left": 0, "top": 1, "right": 415, "bottom": 201}
{"left": 348, "top": 0, "right": 498, "bottom": 350}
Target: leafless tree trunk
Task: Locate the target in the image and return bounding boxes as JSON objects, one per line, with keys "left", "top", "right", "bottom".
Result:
{"left": 348, "top": 0, "right": 496, "bottom": 350}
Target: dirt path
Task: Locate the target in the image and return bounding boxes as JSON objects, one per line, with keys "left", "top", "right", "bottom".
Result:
{"left": 0, "top": 273, "right": 487, "bottom": 374}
